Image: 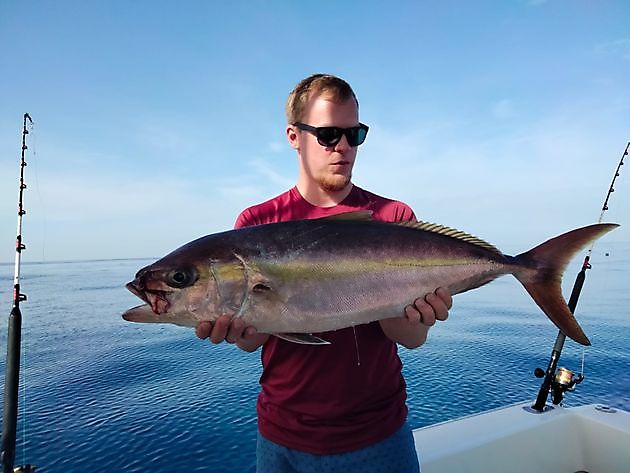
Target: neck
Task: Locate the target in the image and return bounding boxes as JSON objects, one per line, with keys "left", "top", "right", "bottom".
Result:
{"left": 296, "top": 180, "right": 353, "bottom": 207}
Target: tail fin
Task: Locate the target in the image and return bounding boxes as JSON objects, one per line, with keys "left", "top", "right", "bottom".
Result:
{"left": 513, "top": 223, "right": 619, "bottom": 346}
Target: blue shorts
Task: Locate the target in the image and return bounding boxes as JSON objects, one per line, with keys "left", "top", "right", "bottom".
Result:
{"left": 256, "top": 421, "right": 421, "bottom": 473}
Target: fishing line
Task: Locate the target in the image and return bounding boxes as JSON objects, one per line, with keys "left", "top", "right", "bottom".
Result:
{"left": 26, "top": 121, "right": 47, "bottom": 262}
{"left": 351, "top": 325, "right": 361, "bottom": 367}
{"left": 19, "top": 120, "right": 35, "bottom": 468}
{"left": 20, "top": 340, "right": 28, "bottom": 468}
{"left": 23, "top": 122, "right": 37, "bottom": 468}
{"left": 586, "top": 141, "right": 627, "bottom": 256}
{"left": 577, "top": 142, "right": 626, "bottom": 386}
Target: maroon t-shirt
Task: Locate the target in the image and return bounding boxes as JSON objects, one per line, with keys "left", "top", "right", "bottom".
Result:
{"left": 235, "top": 185, "right": 416, "bottom": 454}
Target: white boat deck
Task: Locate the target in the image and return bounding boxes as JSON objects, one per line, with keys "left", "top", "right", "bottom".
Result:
{"left": 413, "top": 402, "right": 630, "bottom": 473}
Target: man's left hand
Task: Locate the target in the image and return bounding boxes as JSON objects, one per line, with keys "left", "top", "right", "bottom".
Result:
{"left": 405, "top": 286, "right": 452, "bottom": 326}
{"left": 380, "top": 287, "right": 453, "bottom": 348}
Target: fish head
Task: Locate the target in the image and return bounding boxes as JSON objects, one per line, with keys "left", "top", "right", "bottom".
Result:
{"left": 123, "top": 254, "right": 221, "bottom": 327}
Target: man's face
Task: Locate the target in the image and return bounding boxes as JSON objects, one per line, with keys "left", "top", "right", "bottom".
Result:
{"left": 289, "top": 95, "right": 359, "bottom": 192}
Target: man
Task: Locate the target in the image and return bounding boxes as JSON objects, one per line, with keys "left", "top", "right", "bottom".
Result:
{"left": 196, "top": 74, "right": 452, "bottom": 472}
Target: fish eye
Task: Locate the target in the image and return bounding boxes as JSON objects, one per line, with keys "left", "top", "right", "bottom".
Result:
{"left": 166, "top": 268, "right": 198, "bottom": 288}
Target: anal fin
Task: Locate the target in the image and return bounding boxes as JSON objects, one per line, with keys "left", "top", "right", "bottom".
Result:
{"left": 274, "top": 333, "right": 330, "bottom": 345}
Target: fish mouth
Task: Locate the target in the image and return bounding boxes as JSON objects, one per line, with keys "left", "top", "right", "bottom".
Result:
{"left": 126, "top": 281, "right": 171, "bottom": 315}
{"left": 122, "top": 303, "right": 154, "bottom": 322}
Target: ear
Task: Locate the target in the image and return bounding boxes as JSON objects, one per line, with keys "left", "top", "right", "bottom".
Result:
{"left": 287, "top": 125, "right": 299, "bottom": 150}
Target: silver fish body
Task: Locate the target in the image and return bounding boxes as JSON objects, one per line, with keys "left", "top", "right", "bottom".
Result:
{"left": 123, "top": 213, "right": 618, "bottom": 345}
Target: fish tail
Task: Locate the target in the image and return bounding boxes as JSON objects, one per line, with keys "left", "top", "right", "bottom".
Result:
{"left": 513, "top": 223, "right": 619, "bottom": 346}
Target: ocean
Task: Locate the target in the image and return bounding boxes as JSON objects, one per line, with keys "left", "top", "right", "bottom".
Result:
{"left": 0, "top": 242, "right": 628, "bottom": 472}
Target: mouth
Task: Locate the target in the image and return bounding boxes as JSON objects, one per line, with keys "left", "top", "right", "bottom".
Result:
{"left": 126, "top": 281, "right": 171, "bottom": 315}
{"left": 330, "top": 161, "right": 352, "bottom": 171}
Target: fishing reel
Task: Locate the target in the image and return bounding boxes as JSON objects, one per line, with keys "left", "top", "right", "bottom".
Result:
{"left": 13, "top": 465, "right": 36, "bottom": 473}
{"left": 534, "top": 366, "right": 584, "bottom": 405}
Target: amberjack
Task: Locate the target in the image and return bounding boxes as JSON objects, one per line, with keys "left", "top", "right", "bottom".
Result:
{"left": 123, "top": 212, "right": 618, "bottom": 346}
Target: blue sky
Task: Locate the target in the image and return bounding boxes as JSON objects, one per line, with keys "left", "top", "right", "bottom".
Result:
{"left": 0, "top": 0, "right": 628, "bottom": 263}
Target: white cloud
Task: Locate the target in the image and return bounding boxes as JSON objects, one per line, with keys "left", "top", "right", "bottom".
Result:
{"left": 354, "top": 103, "right": 629, "bottom": 248}
{"left": 0, "top": 166, "right": 245, "bottom": 262}
{"left": 593, "top": 38, "right": 630, "bottom": 60}
{"left": 0, "top": 136, "right": 302, "bottom": 262}
{"left": 2, "top": 97, "right": 627, "bottom": 264}
{"left": 267, "top": 141, "right": 286, "bottom": 153}
{"left": 249, "top": 157, "right": 295, "bottom": 188}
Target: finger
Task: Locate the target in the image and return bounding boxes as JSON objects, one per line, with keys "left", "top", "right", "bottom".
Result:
{"left": 425, "top": 292, "right": 449, "bottom": 321}
{"left": 195, "top": 321, "right": 213, "bottom": 339}
{"left": 210, "top": 314, "right": 231, "bottom": 344}
{"left": 413, "top": 297, "right": 437, "bottom": 326}
{"left": 435, "top": 287, "right": 453, "bottom": 310}
{"left": 243, "top": 326, "right": 259, "bottom": 340}
{"left": 404, "top": 303, "right": 422, "bottom": 325}
{"left": 226, "top": 318, "right": 246, "bottom": 344}
{"left": 243, "top": 326, "right": 270, "bottom": 345}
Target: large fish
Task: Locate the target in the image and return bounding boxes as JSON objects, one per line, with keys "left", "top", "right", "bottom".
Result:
{"left": 123, "top": 212, "right": 618, "bottom": 346}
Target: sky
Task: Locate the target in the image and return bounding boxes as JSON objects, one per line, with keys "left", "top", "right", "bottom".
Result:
{"left": 0, "top": 0, "right": 628, "bottom": 263}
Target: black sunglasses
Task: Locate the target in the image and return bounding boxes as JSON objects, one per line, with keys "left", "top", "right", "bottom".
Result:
{"left": 293, "top": 122, "right": 369, "bottom": 147}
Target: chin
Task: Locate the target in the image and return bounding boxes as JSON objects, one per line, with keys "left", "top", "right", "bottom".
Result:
{"left": 319, "top": 174, "right": 352, "bottom": 192}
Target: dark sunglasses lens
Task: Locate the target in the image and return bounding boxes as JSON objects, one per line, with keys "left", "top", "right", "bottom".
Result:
{"left": 346, "top": 126, "right": 368, "bottom": 146}
{"left": 316, "top": 127, "right": 342, "bottom": 146}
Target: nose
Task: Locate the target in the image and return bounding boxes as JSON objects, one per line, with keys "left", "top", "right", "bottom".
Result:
{"left": 333, "top": 133, "right": 351, "bottom": 153}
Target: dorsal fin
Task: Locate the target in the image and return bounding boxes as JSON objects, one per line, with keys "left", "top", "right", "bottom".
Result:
{"left": 319, "top": 210, "right": 373, "bottom": 221}
{"left": 398, "top": 220, "right": 503, "bottom": 255}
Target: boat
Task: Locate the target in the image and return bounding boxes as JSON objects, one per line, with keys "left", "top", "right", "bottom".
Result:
{"left": 412, "top": 281, "right": 630, "bottom": 473}
{"left": 413, "top": 401, "right": 630, "bottom": 472}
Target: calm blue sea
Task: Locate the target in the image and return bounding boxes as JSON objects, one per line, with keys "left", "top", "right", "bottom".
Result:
{"left": 0, "top": 242, "right": 628, "bottom": 472}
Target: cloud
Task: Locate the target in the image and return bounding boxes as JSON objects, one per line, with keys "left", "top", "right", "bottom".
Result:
{"left": 267, "top": 141, "right": 286, "bottom": 153}
{"left": 353, "top": 102, "right": 629, "bottom": 247}
{"left": 249, "top": 157, "right": 295, "bottom": 188}
{"left": 2, "top": 97, "right": 626, "bottom": 263}
{"left": 0, "top": 137, "right": 300, "bottom": 261}
{"left": 593, "top": 38, "right": 630, "bottom": 60}
{"left": 0, "top": 165, "right": 252, "bottom": 261}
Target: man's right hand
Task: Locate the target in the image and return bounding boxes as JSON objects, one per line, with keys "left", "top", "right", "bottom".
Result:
{"left": 195, "top": 315, "right": 269, "bottom": 352}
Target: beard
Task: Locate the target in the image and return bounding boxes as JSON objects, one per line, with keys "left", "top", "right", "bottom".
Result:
{"left": 318, "top": 172, "right": 352, "bottom": 192}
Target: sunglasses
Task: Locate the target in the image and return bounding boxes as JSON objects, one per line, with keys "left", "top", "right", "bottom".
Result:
{"left": 293, "top": 122, "right": 369, "bottom": 147}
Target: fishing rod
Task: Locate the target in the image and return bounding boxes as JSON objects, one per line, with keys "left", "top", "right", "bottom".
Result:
{"left": 532, "top": 141, "right": 628, "bottom": 412}
{"left": 1, "top": 113, "right": 36, "bottom": 473}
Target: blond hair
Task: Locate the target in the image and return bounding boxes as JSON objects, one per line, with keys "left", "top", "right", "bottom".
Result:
{"left": 285, "top": 74, "right": 358, "bottom": 124}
